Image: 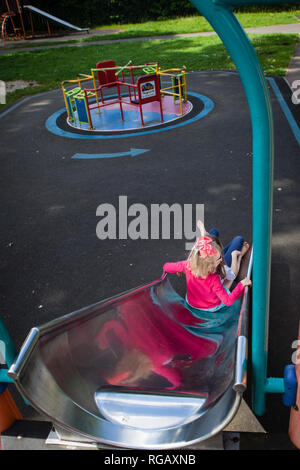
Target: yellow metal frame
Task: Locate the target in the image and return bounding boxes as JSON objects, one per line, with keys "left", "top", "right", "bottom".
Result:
{"left": 157, "top": 68, "right": 187, "bottom": 115}
{"left": 61, "top": 74, "right": 93, "bottom": 121}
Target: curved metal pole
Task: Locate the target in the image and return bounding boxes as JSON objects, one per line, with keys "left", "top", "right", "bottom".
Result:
{"left": 189, "top": 0, "right": 274, "bottom": 415}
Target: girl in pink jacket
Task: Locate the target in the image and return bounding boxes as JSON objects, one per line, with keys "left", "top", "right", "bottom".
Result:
{"left": 163, "top": 236, "right": 251, "bottom": 312}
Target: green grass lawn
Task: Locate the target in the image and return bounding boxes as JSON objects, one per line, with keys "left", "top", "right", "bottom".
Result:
{"left": 91, "top": 10, "right": 300, "bottom": 39}
{"left": 0, "top": 33, "right": 298, "bottom": 109}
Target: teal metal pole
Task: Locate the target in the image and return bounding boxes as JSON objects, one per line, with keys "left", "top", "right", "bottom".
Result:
{"left": 0, "top": 316, "right": 17, "bottom": 369}
{"left": 265, "top": 377, "right": 285, "bottom": 394}
{"left": 189, "top": 0, "right": 274, "bottom": 415}
{"left": 0, "top": 316, "right": 17, "bottom": 393}
{"left": 0, "top": 370, "right": 14, "bottom": 384}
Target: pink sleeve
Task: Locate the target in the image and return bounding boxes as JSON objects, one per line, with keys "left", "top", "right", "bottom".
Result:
{"left": 163, "top": 260, "right": 187, "bottom": 274}
{"left": 211, "top": 275, "right": 244, "bottom": 306}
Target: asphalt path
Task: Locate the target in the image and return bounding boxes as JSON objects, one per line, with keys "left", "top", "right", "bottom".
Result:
{"left": 0, "top": 70, "right": 300, "bottom": 439}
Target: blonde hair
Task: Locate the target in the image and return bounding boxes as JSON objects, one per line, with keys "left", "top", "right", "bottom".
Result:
{"left": 188, "top": 238, "right": 226, "bottom": 279}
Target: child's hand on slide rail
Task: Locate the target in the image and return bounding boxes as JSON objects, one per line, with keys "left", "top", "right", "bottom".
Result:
{"left": 241, "top": 278, "right": 252, "bottom": 287}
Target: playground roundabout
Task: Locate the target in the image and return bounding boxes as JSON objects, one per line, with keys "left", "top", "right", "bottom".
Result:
{"left": 46, "top": 60, "right": 215, "bottom": 141}
{"left": 47, "top": 91, "right": 214, "bottom": 140}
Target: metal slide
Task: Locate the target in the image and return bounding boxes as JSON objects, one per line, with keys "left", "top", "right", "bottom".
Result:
{"left": 9, "top": 253, "right": 251, "bottom": 449}
{"left": 23, "top": 5, "right": 89, "bottom": 33}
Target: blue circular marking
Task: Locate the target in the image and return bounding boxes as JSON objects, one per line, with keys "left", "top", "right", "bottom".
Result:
{"left": 45, "top": 92, "right": 214, "bottom": 140}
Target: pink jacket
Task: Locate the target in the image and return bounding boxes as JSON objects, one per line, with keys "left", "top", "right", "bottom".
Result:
{"left": 163, "top": 260, "right": 244, "bottom": 310}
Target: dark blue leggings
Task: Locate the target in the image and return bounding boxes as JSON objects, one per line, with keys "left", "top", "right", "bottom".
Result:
{"left": 209, "top": 228, "right": 244, "bottom": 267}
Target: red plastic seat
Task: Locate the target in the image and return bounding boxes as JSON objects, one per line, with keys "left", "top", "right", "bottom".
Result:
{"left": 96, "top": 60, "right": 118, "bottom": 88}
